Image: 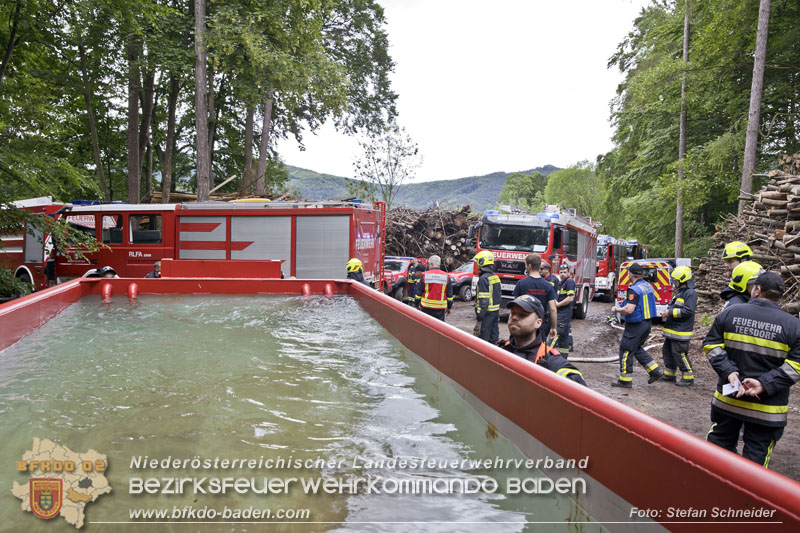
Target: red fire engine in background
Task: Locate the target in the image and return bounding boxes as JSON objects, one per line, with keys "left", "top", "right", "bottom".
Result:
{"left": 467, "top": 205, "right": 598, "bottom": 319}
{"left": 1, "top": 198, "right": 385, "bottom": 289}
{"left": 594, "top": 235, "right": 628, "bottom": 302}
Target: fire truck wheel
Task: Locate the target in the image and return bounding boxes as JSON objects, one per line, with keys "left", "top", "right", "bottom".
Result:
{"left": 459, "top": 284, "right": 474, "bottom": 301}
{"left": 17, "top": 271, "right": 33, "bottom": 287}
{"left": 602, "top": 282, "right": 616, "bottom": 303}
{"left": 573, "top": 288, "right": 590, "bottom": 319}
{"left": 392, "top": 286, "right": 406, "bottom": 301}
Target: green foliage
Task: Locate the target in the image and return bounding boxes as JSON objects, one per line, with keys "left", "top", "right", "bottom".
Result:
{"left": 499, "top": 172, "right": 548, "bottom": 212}
{"left": 544, "top": 162, "right": 604, "bottom": 219}
{"left": 599, "top": 0, "right": 800, "bottom": 259}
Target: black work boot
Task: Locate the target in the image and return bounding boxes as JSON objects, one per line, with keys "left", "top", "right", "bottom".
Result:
{"left": 660, "top": 374, "right": 677, "bottom": 382}
{"left": 610, "top": 379, "right": 632, "bottom": 388}
{"left": 676, "top": 378, "right": 694, "bottom": 387}
{"left": 648, "top": 368, "right": 664, "bottom": 384}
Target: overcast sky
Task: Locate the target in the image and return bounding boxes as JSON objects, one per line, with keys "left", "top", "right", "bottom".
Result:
{"left": 277, "top": 0, "right": 649, "bottom": 182}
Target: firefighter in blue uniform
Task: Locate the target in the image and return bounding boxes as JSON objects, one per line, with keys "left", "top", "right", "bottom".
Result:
{"left": 405, "top": 261, "right": 424, "bottom": 306}
{"left": 555, "top": 263, "right": 575, "bottom": 357}
{"left": 540, "top": 262, "right": 560, "bottom": 293}
{"left": 345, "top": 258, "right": 369, "bottom": 285}
{"left": 703, "top": 271, "right": 800, "bottom": 467}
{"left": 473, "top": 251, "right": 501, "bottom": 343}
{"left": 497, "top": 295, "right": 587, "bottom": 386}
{"left": 660, "top": 266, "right": 697, "bottom": 386}
{"left": 610, "top": 263, "right": 664, "bottom": 387}
{"left": 721, "top": 260, "right": 762, "bottom": 309}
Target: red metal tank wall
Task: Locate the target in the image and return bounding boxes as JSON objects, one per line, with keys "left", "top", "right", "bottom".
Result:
{"left": 348, "top": 281, "right": 800, "bottom": 531}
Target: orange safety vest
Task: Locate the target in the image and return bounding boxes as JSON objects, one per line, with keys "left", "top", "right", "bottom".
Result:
{"left": 418, "top": 269, "right": 453, "bottom": 310}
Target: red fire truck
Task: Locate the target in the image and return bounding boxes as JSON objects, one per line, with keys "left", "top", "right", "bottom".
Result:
{"left": 467, "top": 205, "right": 598, "bottom": 319}
{"left": 595, "top": 235, "right": 628, "bottom": 302}
{"left": 1, "top": 197, "right": 69, "bottom": 289}
{"left": 2, "top": 198, "right": 386, "bottom": 289}
{"left": 615, "top": 259, "right": 674, "bottom": 321}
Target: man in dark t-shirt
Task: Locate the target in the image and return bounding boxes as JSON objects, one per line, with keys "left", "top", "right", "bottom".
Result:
{"left": 512, "top": 253, "right": 557, "bottom": 341}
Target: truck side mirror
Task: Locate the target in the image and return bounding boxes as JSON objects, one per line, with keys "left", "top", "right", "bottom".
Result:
{"left": 552, "top": 230, "right": 561, "bottom": 249}
{"left": 466, "top": 224, "right": 475, "bottom": 247}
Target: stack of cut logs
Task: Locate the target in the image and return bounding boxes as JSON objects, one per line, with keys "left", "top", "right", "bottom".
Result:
{"left": 694, "top": 153, "right": 800, "bottom": 315}
{"left": 386, "top": 205, "right": 478, "bottom": 268}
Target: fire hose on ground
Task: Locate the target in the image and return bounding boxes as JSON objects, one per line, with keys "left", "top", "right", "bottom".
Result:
{"left": 568, "top": 316, "right": 663, "bottom": 363}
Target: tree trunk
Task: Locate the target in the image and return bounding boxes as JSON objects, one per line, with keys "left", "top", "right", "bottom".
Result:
{"left": 138, "top": 70, "right": 155, "bottom": 179}
{"left": 242, "top": 106, "right": 255, "bottom": 193}
{"left": 0, "top": 0, "right": 22, "bottom": 92}
{"left": 194, "top": 0, "right": 210, "bottom": 202}
{"left": 75, "top": 24, "right": 109, "bottom": 201}
{"left": 675, "top": 3, "right": 689, "bottom": 257}
{"left": 739, "top": 0, "right": 771, "bottom": 216}
{"left": 145, "top": 142, "right": 153, "bottom": 199}
{"left": 161, "top": 76, "right": 179, "bottom": 203}
{"left": 256, "top": 89, "right": 274, "bottom": 196}
{"left": 127, "top": 37, "right": 140, "bottom": 203}
{"left": 207, "top": 65, "right": 215, "bottom": 187}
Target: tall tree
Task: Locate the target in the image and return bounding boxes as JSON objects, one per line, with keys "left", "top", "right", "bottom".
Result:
{"left": 675, "top": 2, "right": 690, "bottom": 257}
{"left": 738, "top": 0, "right": 771, "bottom": 215}
{"left": 126, "top": 34, "right": 140, "bottom": 203}
{"left": 193, "top": 0, "right": 210, "bottom": 201}
{"left": 352, "top": 124, "right": 421, "bottom": 210}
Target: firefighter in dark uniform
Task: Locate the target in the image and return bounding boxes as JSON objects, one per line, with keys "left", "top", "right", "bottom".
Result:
{"left": 610, "top": 263, "right": 664, "bottom": 388}
{"left": 721, "top": 260, "right": 762, "bottom": 309}
{"left": 345, "top": 258, "right": 369, "bottom": 285}
{"left": 473, "top": 251, "right": 501, "bottom": 343}
{"left": 540, "top": 262, "right": 560, "bottom": 293}
{"left": 498, "top": 295, "right": 587, "bottom": 386}
{"left": 405, "top": 262, "right": 425, "bottom": 306}
{"left": 722, "top": 241, "right": 753, "bottom": 274}
{"left": 555, "top": 264, "right": 575, "bottom": 357}
{"left": 703, "top": 271, "right": 800, "bottom": 467}
{"left": 659, "top": 266, "right": 697, "bottom": 386}
{"left": 415, "top": 255, "right": 453, "bottom": 321}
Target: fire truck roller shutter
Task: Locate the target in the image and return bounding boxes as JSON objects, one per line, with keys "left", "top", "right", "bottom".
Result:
{"left": 24, "top": 218, "right": 45, "bottom": 264}
{"left": 295, "top": 216, "right": 350, "bottom": 279}
{"left": 178, "top": 216, "right": 227, "bottom": 259}
{"left": 231, "top": 216, "right": 291, "bottom": 277}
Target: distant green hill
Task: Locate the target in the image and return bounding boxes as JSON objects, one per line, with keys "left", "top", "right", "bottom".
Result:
{"left": 285, "top": 165, "right": 560, "bottom": 210}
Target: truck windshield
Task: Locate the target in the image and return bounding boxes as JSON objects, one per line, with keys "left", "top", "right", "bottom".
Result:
{"left": 479, "top": 224, "right": 549, "bottom": 252}
{"left": 384, "top": 260, "right": 408, "bottom": 272}
{"left": 597, "top": 244, "right": 608, "bottom": 260}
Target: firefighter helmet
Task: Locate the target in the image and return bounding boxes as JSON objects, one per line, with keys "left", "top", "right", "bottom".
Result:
{"left": 474, "top": 250, "right": 495, "bottom": 268}
{"left": 728, "top": 261, "right": 763, "bottom": 293}
{"left": 670, "top": 266, "right": 692, "bottom": 284}
{"left": 722, "top": 241, "right": 753, "bottom": 261}
{"left": 345, "top": 258, "right": 363, "bottom": 273}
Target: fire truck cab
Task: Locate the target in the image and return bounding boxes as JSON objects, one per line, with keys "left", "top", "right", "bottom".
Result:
{"left": 595, "top": 235, "right": 628, "bottom": 303}
{"left": 468, "top": 205, "right": 598, "bottom": 319}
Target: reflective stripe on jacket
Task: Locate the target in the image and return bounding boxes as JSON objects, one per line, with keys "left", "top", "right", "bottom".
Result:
{"left": 416, "top": 269, "right": 454, "bottom": 309}
{"left": 476, "top": 270, "right": 501, "bottom": 317}
{"left": 664, "top": 285, "right": 697, "bottom": 340}
{"left": 628, "top": 279, "right": 656, "bottom": 323}
{"left": 702, "top": 298, "right": 800, "bottom": 427}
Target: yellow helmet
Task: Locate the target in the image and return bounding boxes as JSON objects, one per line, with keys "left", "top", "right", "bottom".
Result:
{"left": 728, "top": 261, "right": 763, "bottom": 293}
{"left": 474, "top": 250, "right": 495, "bottom": 268}
{"left": 670, "top": 266, "right": 692, "bottom": 284}
{"left": 722, "top": 241, "right": 753, "bottom": 260}
{"left": 345, "top": 258, "right": 363, "bottom": 273}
